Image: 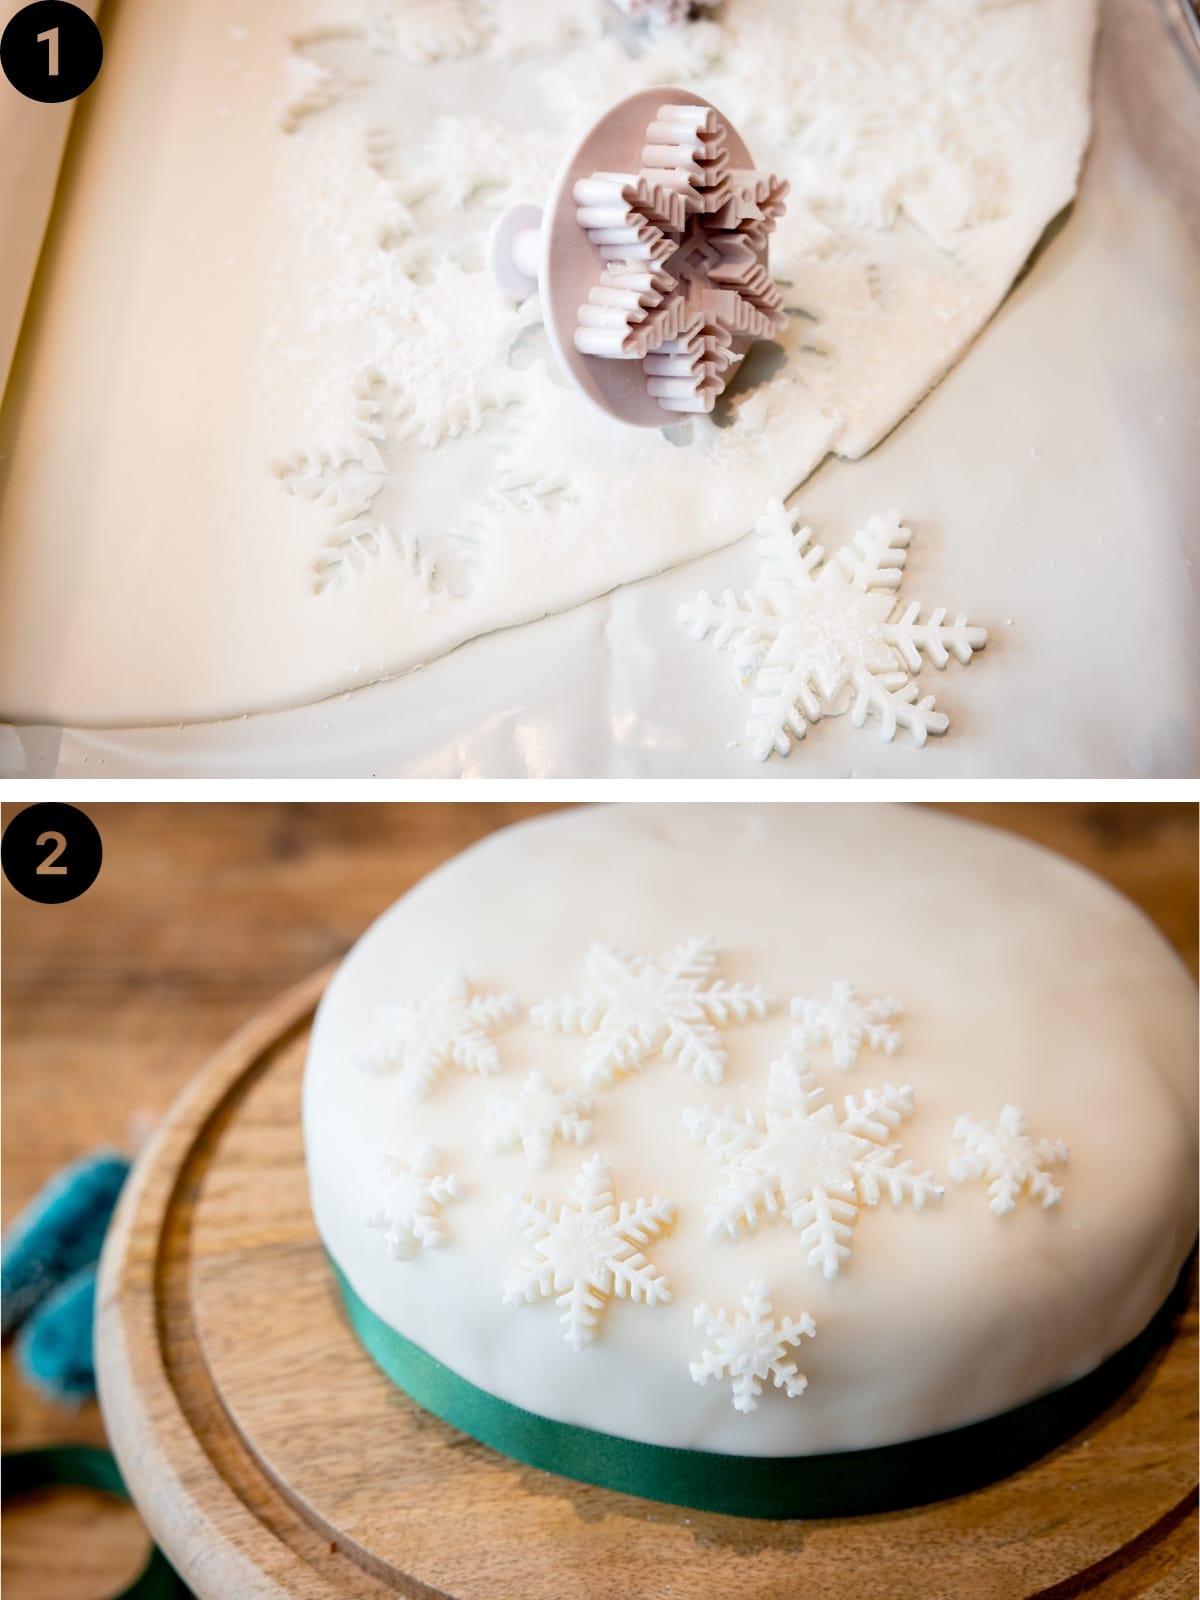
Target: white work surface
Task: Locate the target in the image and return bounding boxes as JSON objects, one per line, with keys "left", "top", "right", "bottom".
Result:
{"left": 0, "top": 1, "right": 1197, "bottom": 779}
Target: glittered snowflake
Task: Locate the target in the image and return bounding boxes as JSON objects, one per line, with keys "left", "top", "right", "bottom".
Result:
{"left": 531, "top": 936, "right": 772, "bottom": 1090}
{"left": 364, "top": 1143, "right": 461, "bottom": 1260}
{"left": 356, "top": 972, "right": 519, "bottom": 1099}
{"left": 791, "top": 981, "right": 902, "bottom": 1071}
{"left": 679, "top": 500, "right": 987, "bottom": 760}
{"left": 684, "top": 1052, "right": 943, "bottom": 1278}
{"left": 690, "top": 1280, "right": 815, "bottom": 1414}
{"left": 484, "top": 1071, "right": 594, "bottom": 1170}
{"left": 574, "top": 101, "right": 787, "bottom": 413}
{"left": 502, "top": 1154, "right": 676, "bottom": 1349}
{"left": 950, "top": 1105, "right": 1069, "bottom": 1217}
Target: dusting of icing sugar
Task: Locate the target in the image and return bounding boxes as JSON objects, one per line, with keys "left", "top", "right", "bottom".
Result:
{"left": 503, "top": 1153, "right": 676, "bottom": 1349}
{"left": 950, "top": 1105, "right": 1069, "bottom": 1216}
{"left": 363, "top": 0, "right": 487, "bottom": 64}
{"left": 690, "top": 1280, "right": 815, "bottom": 1414}
{"left": 531, "top": 936, "right": 773, "bottom": 1090}
{"left": 484, "top": 1072, "right": 594, "bottom": 1171}
{"left": 791, "top": 981, "right": 903, "bottom": 1071}
{"left": 684, "top": 1051, "right": 943, "bottom": 1277}
{"left": 364, "top": 1142, "right": 461, "bottom": 1260}
{"left": 679, "top": 500, "right": 987, "bottom": 760}
{"left": 355, "top": 972, "right": 519, "bottom": 1099}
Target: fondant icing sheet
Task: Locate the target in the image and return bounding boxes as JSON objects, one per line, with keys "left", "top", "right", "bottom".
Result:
{"left": 0, "top": 0, "right": 1102, "bottom": 730}
{"left": 8, "top": 0, "right": 1198, "bottom": 780}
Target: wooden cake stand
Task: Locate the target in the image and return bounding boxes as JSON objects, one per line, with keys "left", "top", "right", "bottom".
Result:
{"left": 95, "top": 967, "right": 1198, "bottom": 1600}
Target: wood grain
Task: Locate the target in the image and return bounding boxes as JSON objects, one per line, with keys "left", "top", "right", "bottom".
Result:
{"left": 4, "top": 801, "right": 1198, "bottom": 1599}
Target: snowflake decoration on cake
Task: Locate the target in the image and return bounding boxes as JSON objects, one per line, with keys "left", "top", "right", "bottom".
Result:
{"left": 679, "top": 500, "right": 987, "bottom": 760}
{"left": 356, "top": 972, "right": 519, "bottom": 1099}
{"left": 949, "top": 1105, "right": 1069, "bottom": 1217}
{"left": 364, "top": 1143, "right": 461, "bottom": 1260}
{"left": 484, "top": 1071, "right": 594, "bottom": 1171}
{"left": 503, "top": 1154, "right": 676, "bottom": 1349}
{"left": 684, "top": 1051, "right": 943, "bottom": 1278}
{"left": 531, "top": 937, "right": 772, "bottom": 1091}
{"left": 791, "top": 981, "right": 903, "bottom": 1071}
{"left": 573, "top": 101, "right": 788, "bottom": 414}
{"left": 690, "top": 1280, "right": 815, "bottom": 1414}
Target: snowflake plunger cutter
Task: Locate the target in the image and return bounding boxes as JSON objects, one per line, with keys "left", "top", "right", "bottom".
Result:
{"left": 691, "top": 1280, "right": 815, "bottom": 1414}
{"left": 364, "top": 1143, "right": 461, "bottom": 1261}
{"left": 531, "top": 936, "right": 773, "bottom": 1089}
{"left": 681, "top": 500, "right": 987, "bottom": 760}
{"left": 950, "top": 1105, "right": 1069, "bottom": 1216}
{"left": 685, "top": 1051, "right": 943, "bottom": 1278}
{"left": 356, "top": 972, "right": 519, "bottom": 1099}
{"left": 487, "top": 87, "right": 787, "bottom": 426}
{"left": 503, "top": 1153, "right": 677, "bottom": 1349}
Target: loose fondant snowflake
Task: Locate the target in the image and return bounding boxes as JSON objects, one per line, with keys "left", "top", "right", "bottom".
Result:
{"left": 684, "top": 1052, "right": 942, "bottom": 1278}
{"left": 950, "top": 1105, "right": 1069, "bottom": 1217}
{"left": 484, "top": 1071, "right": 593, "bottom": 1171}
{"left": 574, "top": 102, "right": 787, "bottom": 413}
{"left": 356, "top": 972, "right": 519, "bottom": 1099}
{"left": 690, "top": 1280, "right": 815, "bottom": 1414}
{"left": 503, "top": 1154, "right": 676, "bottom": 1349}
{"left": 791, "top": 981, "right": 902, "bottom": 1071}
{"left": 364, "top": 1143, "right": 461, "bottom": 1260}
{"left": 531, "top": 937, "right": 772, "bottom": 1090}
{"left": 679, "top": 500, "right": 987, "bottom": 760}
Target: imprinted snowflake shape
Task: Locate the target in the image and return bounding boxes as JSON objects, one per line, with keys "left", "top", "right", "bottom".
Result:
{"left": 356, "top": 972, "right": 519, "bottom": 1100}
{"left": 679, "top": 499, "right": 987, "bottom": 761}
{"left": 690, "top": 1280, "right": 815, "bottom": 1414}
{"left": 503, "top": 1154, "right": 676, "bottom": 1350}
{"left": 791, "top": 981, "right": 903, "bottom": 1071}
{"left": 531, "top": 936, "right": 772, "bottom": 1091}
{"left": 364, "top": 1143, "right": 461, "bottom": 1261}
{"left": 949, "top": 1105, "right": 1069, "bottom": 1217}
{"left": 574, "top": 102, "right": 788, "bottom": 414}
{"left": 484, "top": 1071, "right": 594, "bottom": 1171}
{"left": 684, "top": 1051, "right": 943, "bottom": 1278}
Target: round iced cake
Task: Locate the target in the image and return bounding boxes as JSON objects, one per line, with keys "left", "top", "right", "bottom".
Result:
{"left": 304, "top": 805, "right": 1197, "bottom": 1513}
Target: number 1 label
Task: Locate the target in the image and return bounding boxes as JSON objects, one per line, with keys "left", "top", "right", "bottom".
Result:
{"left": 37, "top": 26, "right": 58, "bottom": 76}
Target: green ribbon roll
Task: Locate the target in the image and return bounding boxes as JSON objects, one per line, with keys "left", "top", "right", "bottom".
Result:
{"left": 331, "top": 1254, "right": 1190, "bottom": 1519}
{"left": 1, "top": 1445, "right": 188, "bottom": 1598}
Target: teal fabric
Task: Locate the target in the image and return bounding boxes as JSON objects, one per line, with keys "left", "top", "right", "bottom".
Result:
{"left": 1, "top": 1446, "right": 189, "bottom": 1598}
{"left": 331, "top": 1253, "right": 1188, "bottom": 1518}
{"left": 16, "top": 1263, "right": 99, "bottom": 1403}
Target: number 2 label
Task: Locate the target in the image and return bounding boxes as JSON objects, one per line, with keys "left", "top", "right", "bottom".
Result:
{"left": 36, "top": 831, "right": 68, "bottom": 875}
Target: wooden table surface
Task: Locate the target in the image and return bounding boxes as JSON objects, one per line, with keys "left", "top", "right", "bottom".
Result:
{"left": 2, "top": 801, "right": 1197, "bottom": 1599}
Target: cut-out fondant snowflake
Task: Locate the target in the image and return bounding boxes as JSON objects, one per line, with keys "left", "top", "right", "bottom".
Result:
{"left": 531, "top": 937, "right": 772, "bottom": 1090}
{"left": 574, "top": 102, "right": 787, "bottom": 413}
{"left": 680, "top": 500, "right": 987, "bottom": 760}
{"left": 690, "top": 1280, "right": 815, "bottom": 1414}
{"left": 274, "top": 368, "right": 483, "bottom": 596}
{"left": 503, "top": 1154, "right": 676, "bottom": 1349}
{"left": 364, "top": 1143, "right": 461, "bottom": 1261}
{"left": 484, "top": 1071, "right": 594, "bottom": 1171}
{"left": 950, "top": 1105, "right": 1069, "bottom": 1217}
{"left": 684, "top": 1052, "right": 943, "bottom": 1278}
{"left": 791, "top": 981, "right": 902, "bottom": 1071}
{"left": 356, "top": 972, "right": 519, "bottom": 1099}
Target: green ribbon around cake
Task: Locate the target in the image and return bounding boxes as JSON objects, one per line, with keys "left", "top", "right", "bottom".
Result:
{"left": 329, "top": 1254, "right": 1188, "bottom": 1519}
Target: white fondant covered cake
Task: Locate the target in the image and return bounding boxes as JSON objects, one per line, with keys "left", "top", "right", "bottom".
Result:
{"left": 303, "top": 805, "right": 1197, "bottom": 1509}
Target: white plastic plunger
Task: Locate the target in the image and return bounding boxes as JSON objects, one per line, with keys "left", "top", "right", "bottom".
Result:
{"left": 485, "top": 86, "right": 789, "bottom": 429}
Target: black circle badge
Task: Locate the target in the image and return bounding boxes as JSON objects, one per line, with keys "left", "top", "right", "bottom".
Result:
{"left": 1, "top": 802, "right": 103, "bottom": 904}
{"left": 1, "top": 2, "right": 103, "bottom": 104}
